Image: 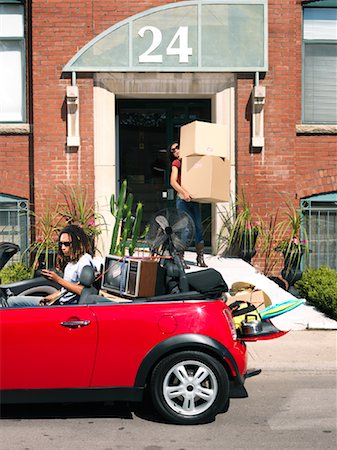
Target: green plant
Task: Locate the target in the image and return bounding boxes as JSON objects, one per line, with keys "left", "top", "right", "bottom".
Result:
{"left": 274, "top": 204, "right": 309, "bottom": 276}
{"left": 57, "top": 184, "right": 105, "bottom": 242}
{"left": 109, "top": 180, "right": 143, "bottom": 256}
{"left": 0, "top": 262, "right": 32, "bottom": 284}
{"left": 216, "top": 192, "right": 260, "bottom": 260}
{"left": 295, "top": 266, "right": 337, "bottom": 321}
{"left": 25, "top": 203, "right": 62, "bottom": 273}
{"left": 258, "top": 212, "right": 284, "bottom": 276}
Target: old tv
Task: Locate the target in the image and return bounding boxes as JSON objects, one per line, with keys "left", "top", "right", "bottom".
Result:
{"left": 101, "top": 256, "right": 129, "bottom": 296}
{"left": 101, "top": 255, "right": 159, "bottom": 298}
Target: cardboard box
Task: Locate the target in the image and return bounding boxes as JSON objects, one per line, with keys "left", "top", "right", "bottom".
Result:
{"left": 181, "top": 155, "right": 230, "bottom": 203}
{"left": 227, "top": 287, "right": 272, "bottom": 311}
{"left": 180, "top": 121, "right": 229, "bottom": 159}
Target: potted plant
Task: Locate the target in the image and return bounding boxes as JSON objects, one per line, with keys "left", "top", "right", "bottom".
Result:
{"left": 216, "top": 192, "right": 260, "bottom": 263}
{"left": 275, "top": 205, "right": 309, "bottom": 288}
{"left": 26, "top": 185, "right": 104, "bottom": 274}
{"left": 109, "top": 180, "right": 143, "bottom": 256}
{"left": 56, "top": 184, "right": 105, "bottom": 253}
{"left": 26, "top": 203, "right": 62, "bottom": 273}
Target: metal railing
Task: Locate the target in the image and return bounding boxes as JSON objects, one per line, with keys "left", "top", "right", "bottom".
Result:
{"left": 302, "top": 201, "right": 337, "bottom": 271}
{"left": 0, "top": 195, "right": 29, "bottom": 263}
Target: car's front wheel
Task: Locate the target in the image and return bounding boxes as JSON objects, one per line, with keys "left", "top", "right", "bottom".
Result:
{"left": 150, "top": 351, "right": 229, "bottom": 425}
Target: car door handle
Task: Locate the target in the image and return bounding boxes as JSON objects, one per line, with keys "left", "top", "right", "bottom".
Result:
{"left": 60, "top": 320, "right": 91, "bottom": 329}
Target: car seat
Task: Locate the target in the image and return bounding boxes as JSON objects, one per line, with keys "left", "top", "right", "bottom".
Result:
{"left": 78, "top": 265, "right": 99, "bottom": 304}
{"left": 0, "top": 242, "right": 20, "bottom": 271}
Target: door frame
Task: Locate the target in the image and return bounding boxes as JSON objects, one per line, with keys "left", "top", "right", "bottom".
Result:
{"left": 93, "top": 72, "right": 236, "bottom": 256}
{"left": 116, "top": 98, "right": 213, "bottom": 246}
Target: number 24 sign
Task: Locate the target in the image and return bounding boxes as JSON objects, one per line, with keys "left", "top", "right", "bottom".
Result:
{"left": 138, "top": 26, "right": 193, "bottom": 64}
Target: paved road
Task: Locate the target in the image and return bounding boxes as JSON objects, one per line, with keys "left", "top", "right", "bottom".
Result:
{"left": 1, "top": 331, "right": 336, "bottom": 450}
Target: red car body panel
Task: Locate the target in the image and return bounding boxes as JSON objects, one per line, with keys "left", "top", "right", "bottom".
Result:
{"left": 0, "top": 306, "right": 98, "bottom": 389}
{"left": 89, "top": 301, "right": 247, "bottom": 387}
{"left": 0, "top": 300, "right": 247, "bottom": 391}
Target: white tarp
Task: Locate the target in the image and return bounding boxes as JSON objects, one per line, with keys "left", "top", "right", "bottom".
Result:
{"left": 185, "top": 252, "right": 337, "bottom": 331}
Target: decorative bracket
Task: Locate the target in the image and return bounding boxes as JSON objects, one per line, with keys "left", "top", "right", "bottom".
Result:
{"left": 251, "top": 82, "right": 266, "bottom": 151}
{"left": 66, "top": 85, "right": 80, "bottom": 148}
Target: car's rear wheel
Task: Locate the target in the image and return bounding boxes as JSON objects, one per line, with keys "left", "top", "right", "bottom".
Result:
{"left": 150, "top": 351, "right": 229, "bottom": 425}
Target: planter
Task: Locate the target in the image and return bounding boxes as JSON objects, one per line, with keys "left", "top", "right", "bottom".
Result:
{"left": 30, "top": 248, "right": 58, "bottom": 271}
{"left": 281, "top": 251, "right": 303, "bottom": 288}
{"left": 239, "top": 230, "right": 258, "bottom": 263}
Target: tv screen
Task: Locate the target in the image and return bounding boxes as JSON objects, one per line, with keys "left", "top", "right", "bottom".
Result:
{"left": 101, "top": 256, "right": 129, "bottom": 295}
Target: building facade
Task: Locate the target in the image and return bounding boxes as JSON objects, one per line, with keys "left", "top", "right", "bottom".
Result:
{"left": 0, "top": 0, "right": 336, "bottom": 273}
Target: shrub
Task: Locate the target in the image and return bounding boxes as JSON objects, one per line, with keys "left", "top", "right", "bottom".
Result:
{"left": 295, "top": 266, "right": 337, "bottom": 321}
{"left": 0, "top": 262, "right": 32, "bottom": 284}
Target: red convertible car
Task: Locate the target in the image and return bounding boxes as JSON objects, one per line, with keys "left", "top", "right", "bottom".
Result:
{"left": 0, "top": 266, "right": 284, "bottom": 425}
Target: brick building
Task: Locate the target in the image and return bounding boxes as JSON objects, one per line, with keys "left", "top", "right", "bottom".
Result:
{"left": 0, "top": 0, "right": 336, "bottom": 274}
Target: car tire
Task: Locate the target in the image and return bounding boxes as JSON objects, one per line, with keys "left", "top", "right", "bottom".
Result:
{"left": 150, "top": 350, "right": 229, "bottom": 425}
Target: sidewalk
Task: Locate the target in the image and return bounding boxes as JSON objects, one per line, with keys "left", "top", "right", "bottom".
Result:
{"left": 247, "top": 330, "right": 337, "bottom": 371}
{"left": 185, "top": 252, "right": 337, "bottom": 331}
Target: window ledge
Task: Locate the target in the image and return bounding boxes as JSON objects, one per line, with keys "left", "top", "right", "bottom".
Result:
{"left": 0, "top": 124, "right": 31, "bottom": 135}
{"left": 296, "top": 124, "right": 337, "bottom": 135}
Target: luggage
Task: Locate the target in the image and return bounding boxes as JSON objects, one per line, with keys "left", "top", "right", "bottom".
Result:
{"left": 186, "top": 269, "right": 228, "bottom": 298}
{"left": 229, "top": 300, "right": 261, "bottom": 330}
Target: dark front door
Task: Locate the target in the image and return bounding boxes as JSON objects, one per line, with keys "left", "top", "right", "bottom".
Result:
{"left": 117, "top": 99, "right": 211, "bottom": 246}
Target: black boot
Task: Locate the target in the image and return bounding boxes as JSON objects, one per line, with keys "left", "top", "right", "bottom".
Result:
{"left": 196, "top": 243, "right": 208, "bottom": 267}
{"left": 177, "top": 251, "right": 190, "bottom": 269}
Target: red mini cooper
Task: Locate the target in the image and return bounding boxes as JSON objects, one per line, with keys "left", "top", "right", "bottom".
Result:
{"left": 0, "top": 263, "right": 284, "bottom": 425}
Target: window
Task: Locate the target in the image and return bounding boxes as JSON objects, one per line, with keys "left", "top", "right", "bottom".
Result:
{"left": 0, "top": 194, "right": 29, "bottom": 262}
{"left": 0, "top": 1, "right": 25, "bottom": 122}
{"left": 302, "top": 193, "right": 337, "bottom": 271}
{"left": 302, "top": 6, "right": 337, "bottom": 124}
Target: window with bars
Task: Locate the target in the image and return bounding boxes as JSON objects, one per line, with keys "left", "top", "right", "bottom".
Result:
{"left": 0, "top": 0, "right": 25, "bottom": 122}
{"left": 302, "top": 193, "right": 337, "bottom": 271}
{"left": 302, "top": 6, "right": 337, "bottom": 124}
{"left": 0, "top": 194, "right": 28, "bottom": 262}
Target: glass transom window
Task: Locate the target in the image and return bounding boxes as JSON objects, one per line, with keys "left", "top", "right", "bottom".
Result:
{"left": 63, "top": 0, "right": 268, "bottom": 73}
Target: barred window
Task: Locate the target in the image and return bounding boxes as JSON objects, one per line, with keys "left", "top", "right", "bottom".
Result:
{"left": 302, "top": 193, "right": 337, "bottom": 271}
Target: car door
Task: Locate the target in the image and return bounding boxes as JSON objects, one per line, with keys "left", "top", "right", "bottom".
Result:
{"left": 0, "top": 305, "right": 98, "bottom": 390}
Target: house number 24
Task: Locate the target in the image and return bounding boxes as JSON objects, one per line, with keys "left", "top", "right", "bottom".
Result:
{"left": 138, "top": 26, "right": 193, "bottom": 63}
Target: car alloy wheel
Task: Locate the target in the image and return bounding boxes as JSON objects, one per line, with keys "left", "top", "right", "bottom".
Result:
{"left": 151, "top": 351, "right": 229, "bottom": 425}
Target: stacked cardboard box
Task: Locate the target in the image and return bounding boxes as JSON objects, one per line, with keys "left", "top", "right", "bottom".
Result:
{"left": 226, "top": 282, "right": 272, "bottom": 311}
{"left": 179, "top": 121, "right": 230, "bottom": 203}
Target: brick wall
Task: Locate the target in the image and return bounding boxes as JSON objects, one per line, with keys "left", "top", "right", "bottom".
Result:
{"left": 236, "top": 0, "right": 336, "bottom": 218}
{"left": 0, "top": 135, "right": 30, "bottom": 200}
{"left": 1, "top": 0, "right": 336, "bottom": 273}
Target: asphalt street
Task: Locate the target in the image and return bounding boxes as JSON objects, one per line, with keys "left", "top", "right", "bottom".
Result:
{"left": 1, "top": 331, "right": 336, "bottom": 450}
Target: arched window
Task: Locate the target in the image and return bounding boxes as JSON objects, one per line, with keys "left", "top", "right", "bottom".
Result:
{"left": 302, "top": 192, "right": 337, "bottom": 270}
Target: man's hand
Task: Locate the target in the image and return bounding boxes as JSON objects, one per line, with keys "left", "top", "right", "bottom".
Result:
{"left": 39, "top": 298, "right": 49, "bottom": 306}
{"left": 41, "top": 269, "right": 62, "bottom": 284}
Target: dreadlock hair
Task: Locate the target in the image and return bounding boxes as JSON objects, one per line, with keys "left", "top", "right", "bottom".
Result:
{"left": 56, "top": 224, "right": 92, "bottom": 272}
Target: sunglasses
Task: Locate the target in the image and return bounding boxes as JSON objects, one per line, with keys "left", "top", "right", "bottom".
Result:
{"left": 59, "top": 241, "right": 72, "bottom": 248}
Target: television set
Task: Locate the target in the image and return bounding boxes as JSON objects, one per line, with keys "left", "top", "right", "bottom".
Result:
{"left": 101, "top": 255, "right": 160, "bottom": 298}
{"left": 101, "top": 255, "right": 129, "bottom": 296}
